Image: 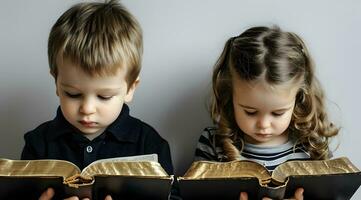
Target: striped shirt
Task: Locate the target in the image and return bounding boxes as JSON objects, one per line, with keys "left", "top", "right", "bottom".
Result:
{"left": 195, "top": 127, "right": 311, "bottom": 172}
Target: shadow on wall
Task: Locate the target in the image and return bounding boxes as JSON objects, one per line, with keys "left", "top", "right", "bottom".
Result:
{"left": 157, "top": 75, "right": 212, "bottom": 176}
{"left": 0, "top": 87, "right": 56, "bottom": 159}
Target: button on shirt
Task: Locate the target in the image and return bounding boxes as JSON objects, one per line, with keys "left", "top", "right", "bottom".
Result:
{"left": 21, "top": 104, "right": 174, "bottom": 175}
{"left": 86, "top": 145, "right": 93, "bottom": 153}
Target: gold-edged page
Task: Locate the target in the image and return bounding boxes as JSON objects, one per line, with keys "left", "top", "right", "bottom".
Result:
{"left": 272, "top": 157, "right": 360, "bottom": 183}
{"left": 179, "top": 160, "right": 271, "bottom": 181}
{"left": 81, "top": 161, "right": 171, "bottom": 179}
{"left": 0, "top": 158, "right": 80, "bottom": 179}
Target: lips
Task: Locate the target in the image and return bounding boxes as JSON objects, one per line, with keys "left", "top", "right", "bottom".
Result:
{"left": 255, "top": 133, "right": 272, "bottom": 137}
{"left": 79, "top": 120, "right": 97, "bottom": 128}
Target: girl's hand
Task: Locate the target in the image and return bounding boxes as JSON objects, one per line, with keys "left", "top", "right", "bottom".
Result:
{"left": 239, "top": 188, "right": 304, "bottom": 200}
{"left": 239, "top": 192, "right": 248, "bottom": 200}
{"left": 38, "top": 188, "right": 113, "bottom": 200}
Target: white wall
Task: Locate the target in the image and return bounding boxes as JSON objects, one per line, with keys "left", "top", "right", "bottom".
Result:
{"left": 1, "top": 0, "right": 360, "bottom": 198}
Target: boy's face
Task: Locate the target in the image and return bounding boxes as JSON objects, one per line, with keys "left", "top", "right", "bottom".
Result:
{"left": 55, "top": 58, "right": 138, "bottom": 136}
{"left": 232, "top": 76, "right": 299, "bottom": 147}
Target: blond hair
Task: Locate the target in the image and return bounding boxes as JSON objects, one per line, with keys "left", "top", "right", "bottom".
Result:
{"left": 48, "top": 0, "right": 142, "bottom": 88}
{"left": 211, "top": 26, "right": 338, "bottom": 161}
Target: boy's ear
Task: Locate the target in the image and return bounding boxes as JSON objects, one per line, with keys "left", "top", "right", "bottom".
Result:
{"left": 55, "top": 81, "right": 59, "bottom": 97}
{"left": 52, "top": 70, "right": 59, "bottom": 97}
{"left": 124, "top": 77, "right": 140, "bottom": 103}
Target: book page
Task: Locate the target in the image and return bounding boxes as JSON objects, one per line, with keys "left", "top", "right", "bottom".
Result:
{"left": 80, "top": 154, "right": 170, "bottom": 178}
{"left": 0, "top": 158, "right": 80, "bottom": 179}
{"left": 86, "top": 154, "right": 158, "bottom": 166}
{"left": 272, "top": 157, "right": 361, "bottom": 183}
{"left": 179, "top": 160, "right": 271, "bottom": 185}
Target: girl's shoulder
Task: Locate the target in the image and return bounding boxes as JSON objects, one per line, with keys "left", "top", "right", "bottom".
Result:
{"left": 195, "top": 127, "right": 227, "bottom": 162}
{"left": 201, "top": 127, "right": 218, "bottom": 139}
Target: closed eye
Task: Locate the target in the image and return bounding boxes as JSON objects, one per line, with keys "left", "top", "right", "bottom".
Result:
{"left": 244, "top": 110, "right": 257, "bottom": 116}
{"left": 65, "top": 92, "right": 81, "bottom": 98}
{"left": 98, "top": 95, "right": 113, "bottom": 100}
{"left": 272, "top": 112, "right": 285, "bottom": 117}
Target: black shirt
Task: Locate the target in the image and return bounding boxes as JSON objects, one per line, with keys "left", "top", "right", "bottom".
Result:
{"left": 21, "top": 104, "right": 174, "bottom": 175}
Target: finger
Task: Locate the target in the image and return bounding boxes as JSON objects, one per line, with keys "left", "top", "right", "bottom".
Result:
{"left": 104, "top": 195, "right": 112, "bottom": 200}
{"left": 64, "top": 197, "right": 79, "bottom": 200}
{"left": 262, "top": 198, "right": 272, "bottom": 200}
{"left": 294, "top": 188, "right": 304, "bottom": 200}
{"left": 39, "top": 188, "right": 55, "bottom": 200}
{"left": 239, "top": 192, "right": 248, "bottom": 200}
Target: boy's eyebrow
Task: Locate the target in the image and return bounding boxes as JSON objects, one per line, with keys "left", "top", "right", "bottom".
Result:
{"left": 60, "top": 83, "right": 122, "bottom": 92}
{"left": 96, "top": 88, "right": 123, "bottom": 93}
{"left": 60, "top": 83, "right": 78, "bottom": 89}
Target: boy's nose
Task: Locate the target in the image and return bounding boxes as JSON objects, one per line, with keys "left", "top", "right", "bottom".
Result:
{"left": 79, "top": 99, "right": 96, "bottom": 115}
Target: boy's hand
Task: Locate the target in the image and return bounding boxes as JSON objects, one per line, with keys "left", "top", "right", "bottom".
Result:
{"left": 239, "top": 188, "right": 304, "bottom": 200}
{"left": 63, "top": 195, "right": 112, "bottom": 200}
{"left": 38, "top": 188, "right": 113, "bottom": 200}
{"left": 39, "top": 188, "right": 55, "bottom": 200}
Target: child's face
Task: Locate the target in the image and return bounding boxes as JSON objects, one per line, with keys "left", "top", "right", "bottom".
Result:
{"left": 55, "top": 58, "right": 138, "bottom": 136}
{"left": 232, "top": 76, "right": 299, "bottom": 147}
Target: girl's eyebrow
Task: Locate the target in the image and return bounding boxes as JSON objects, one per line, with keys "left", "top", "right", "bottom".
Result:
{"left": 273, "top": 106, "right": 293, "bottom": 112}
{"left": 238, "top": 104, "right": 293, "bottom": 111}
{"left": 238, "top": 104, "right": 256, "bottom": 109}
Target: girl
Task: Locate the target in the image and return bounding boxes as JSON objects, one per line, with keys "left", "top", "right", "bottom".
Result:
{"left": 195, "top": 26, "right": 339, "bottom": 200}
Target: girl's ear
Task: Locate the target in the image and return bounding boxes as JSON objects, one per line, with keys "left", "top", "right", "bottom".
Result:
{"left": 124, "top": 77, "right": 140, "bottom": 103}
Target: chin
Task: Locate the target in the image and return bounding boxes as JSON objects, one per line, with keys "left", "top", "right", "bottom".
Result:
{"left": 76, "top": 127, "right": 101, "bottom": 135}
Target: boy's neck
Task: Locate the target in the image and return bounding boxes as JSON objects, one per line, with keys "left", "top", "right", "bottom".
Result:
{"left": 83, "top": 131, "right": 104, "bottom": 141}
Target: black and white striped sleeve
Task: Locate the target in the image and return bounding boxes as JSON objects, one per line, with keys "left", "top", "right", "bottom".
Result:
{"left": 194, "top": 128, "right": 219, "bottom": 161}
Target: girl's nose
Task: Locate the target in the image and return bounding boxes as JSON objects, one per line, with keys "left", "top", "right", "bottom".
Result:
{"left": 256, "top": 115, "right": 271, "bottom": 129}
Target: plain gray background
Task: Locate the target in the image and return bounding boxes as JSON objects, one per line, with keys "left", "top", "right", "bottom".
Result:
{"left": 1, "top": 0, "right": 360, "bottom": 198}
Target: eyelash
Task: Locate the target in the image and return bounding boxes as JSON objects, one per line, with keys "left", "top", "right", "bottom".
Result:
{"left": 244, "top": 110, "right": 285, "bottom": 117}
{"left": 65, "top": 92, "right": 81, "bottom": 98}
{"left": 244, "top": 111, "right": 257, "bottom": 116}
{"left": 98, "top": 96, "right": 113, "bottom": 100}
{"left": 65, "top": 92, "right": 113, "bottom": 100}
{"left": 272, "top": 112, "right": 285, "bottom": 117}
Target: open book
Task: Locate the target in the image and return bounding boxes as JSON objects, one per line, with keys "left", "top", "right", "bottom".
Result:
{"left": 178, "top": 157, "right": 361, "bottom": 200}
{"left": 0, "top": 154, "right": 173, "bottom": 200}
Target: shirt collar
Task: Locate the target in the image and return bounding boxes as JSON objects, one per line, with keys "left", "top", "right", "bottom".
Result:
{"left": 106, "top": 104, "right": 140, "bottom": 143}
{"left": 47, "top": 104, "right": 139, "bottom": 143}
{"left": 47, "top": 107, "right": 78, "bottom": 141}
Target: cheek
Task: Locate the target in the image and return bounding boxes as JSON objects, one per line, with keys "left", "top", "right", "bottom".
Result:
{"left": 234, "top": 110, "right": 254, "bottom": 131}
{"left": 58, "top": 97, "right": 78, "bottom": 115}
{"left": 59, "top": 97, "right": 76, "bottom": 109}
{"left": 275, "top": 113, "right": 293, "bottom": 130}
{"left": 99, "top": 101, "right": 123, "bottom": 118}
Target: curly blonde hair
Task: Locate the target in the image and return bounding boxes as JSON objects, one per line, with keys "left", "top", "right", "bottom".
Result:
{"left": 210, "top": 26, "right": 338, "bottom": 161}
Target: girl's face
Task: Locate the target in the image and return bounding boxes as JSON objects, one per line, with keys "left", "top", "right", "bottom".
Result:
{"left": 232, "top": 76, "right": 299, "bottom": 147}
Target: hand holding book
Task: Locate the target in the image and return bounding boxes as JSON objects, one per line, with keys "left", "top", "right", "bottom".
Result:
{"left": 0, "top": 154, "right": 174, "bottom": 200}
{"left": 178, "top": 157, "right": 361, "bottom": 200}
{"left": 239, "top": 188, "right": 304, "bottom": 200}
{"left": 38, "top": 188, "right": 113, "bottom": 200}
{"left": 38, "top": 188, "right": 112, "bottom": 200}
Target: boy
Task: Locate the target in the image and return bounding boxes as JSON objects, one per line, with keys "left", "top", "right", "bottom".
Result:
{"left": 21, "top": 1, "right": 176, "bottom": 199}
